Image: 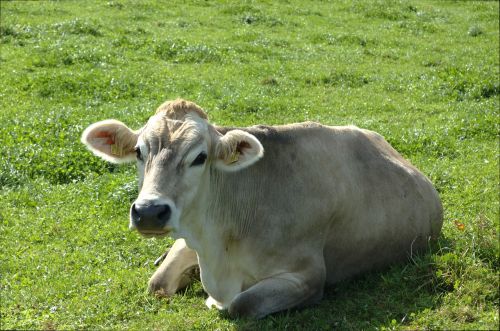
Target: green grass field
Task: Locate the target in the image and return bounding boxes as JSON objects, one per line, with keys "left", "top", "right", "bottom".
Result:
{"left": 1, "top": 1, "right": 498, "bottom": 330}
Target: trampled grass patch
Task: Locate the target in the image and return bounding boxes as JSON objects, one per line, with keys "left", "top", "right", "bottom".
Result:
{"left": 1, "top": 0, "right": 498, "bottom": 330}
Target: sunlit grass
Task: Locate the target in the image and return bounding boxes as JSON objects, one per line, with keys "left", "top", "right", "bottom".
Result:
{"left": 1, "top": 0, "right": 498, "bottom": 329}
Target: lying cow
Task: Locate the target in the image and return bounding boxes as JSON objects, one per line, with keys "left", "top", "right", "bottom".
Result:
{"left": 81, "top": 99, "right": 443, "bottom": 318}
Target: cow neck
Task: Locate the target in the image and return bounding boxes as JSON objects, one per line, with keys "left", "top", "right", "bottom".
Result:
{"left": 175, "top": 166, "right": 216, "bottom": 253}
{"left": 180, "top": 166, "right": 250, "bottom": 256}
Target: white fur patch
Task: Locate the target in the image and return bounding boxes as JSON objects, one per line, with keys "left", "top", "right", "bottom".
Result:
{"left": 205, "top": 296, "right": 224, "bottom": 310}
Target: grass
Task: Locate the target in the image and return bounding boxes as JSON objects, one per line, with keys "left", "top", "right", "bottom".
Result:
{"left": 0, "top": 0, "right": 498, "bottom": 329}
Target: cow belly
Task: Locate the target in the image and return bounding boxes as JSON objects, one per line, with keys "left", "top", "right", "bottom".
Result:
{"left": 323, "top": 228, "right": 422, "bottom": 284}
{"left": 323, "top": 184, "right": 440, "bottom": 282}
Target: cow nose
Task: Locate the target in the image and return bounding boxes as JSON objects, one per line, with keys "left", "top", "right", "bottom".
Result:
{"left": 130, "top": 201, "right": 171, "bottom": 230}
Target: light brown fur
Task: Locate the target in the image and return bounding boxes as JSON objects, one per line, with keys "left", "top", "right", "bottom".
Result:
{"left": 155, "top": 99, "right": 208, "bottom": 120}
{"left": 81, "top": 99, "right": 443, "bottom": 319}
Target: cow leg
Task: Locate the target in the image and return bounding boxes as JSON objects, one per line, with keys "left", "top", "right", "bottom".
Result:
{"left": 228, "top": 264, "right": 325, "bottom": 319}
{"left": 148, "top": 238, "right": 199, "bottom": 296}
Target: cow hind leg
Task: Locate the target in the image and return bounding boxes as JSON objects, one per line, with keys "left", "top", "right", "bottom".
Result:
{"left": 148, "top": 238, "right": 199, "bottom": 296}
{"left": 228, "top": 265, "right": 325, "bottom": 319}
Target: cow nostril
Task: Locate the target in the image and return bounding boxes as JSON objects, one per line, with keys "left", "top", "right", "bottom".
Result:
{"left": 157, "top": 204, "right": 171, "bottom": 221}
{"left": 131, "top": 203, "right": 140, "bottom": 221}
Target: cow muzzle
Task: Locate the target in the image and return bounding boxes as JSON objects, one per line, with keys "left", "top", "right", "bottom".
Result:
{"left": 130, "top": 198, "right": 172, "bottom": 236}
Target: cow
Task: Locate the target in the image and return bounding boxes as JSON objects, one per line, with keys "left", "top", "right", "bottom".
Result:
{"left": 81, "top": 99, "right": 443, "bottom": 319}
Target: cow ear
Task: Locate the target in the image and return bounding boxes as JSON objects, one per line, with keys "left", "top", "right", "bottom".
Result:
{"left": 215, "top": 130, "right": 264, "bottom": 172}
{"left": 81, "top": 120, "right": 139, "bottom": 164}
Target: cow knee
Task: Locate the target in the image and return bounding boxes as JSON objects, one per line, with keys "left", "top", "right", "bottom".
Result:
{"left": 227, "top": 282, "right": 323, "bottom": 319}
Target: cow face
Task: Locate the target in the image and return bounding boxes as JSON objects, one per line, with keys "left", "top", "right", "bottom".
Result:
{"left": 81, "top": 100, "right": 264, "bottom": 237}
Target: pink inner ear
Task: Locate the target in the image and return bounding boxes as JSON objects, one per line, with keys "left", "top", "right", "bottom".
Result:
{"left": 236, "top": 141, "right": 251, "bottom": 154}
{"left": 93, "top": 131, "right": 115, "bottom": 145}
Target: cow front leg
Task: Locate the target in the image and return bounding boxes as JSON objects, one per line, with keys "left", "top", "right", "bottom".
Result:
{"left": 148, "top": 238, "right": 199, "bottom": 296}
{"left": 228, "top": 265, "right": 325, "bottom": 319}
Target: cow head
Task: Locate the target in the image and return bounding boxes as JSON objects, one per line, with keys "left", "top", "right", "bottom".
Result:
{"left": 81, "top": 99, "right": 264, "bottom": 237}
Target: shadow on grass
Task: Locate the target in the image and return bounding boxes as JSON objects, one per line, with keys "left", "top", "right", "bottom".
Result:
{"left": 221, "top": 237, "right": 456, "bottom": 330}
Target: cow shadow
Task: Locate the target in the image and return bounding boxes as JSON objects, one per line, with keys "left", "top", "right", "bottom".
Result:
{"left": 220, "top": 236, "right": 455, "bottom": 330}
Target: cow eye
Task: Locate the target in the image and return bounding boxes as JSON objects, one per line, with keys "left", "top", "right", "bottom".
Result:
{"left": 135, "top": 147, "right": 143, "bottom": 161}
{"left": 190, "top": 152, "right": 207, "bottom": 167}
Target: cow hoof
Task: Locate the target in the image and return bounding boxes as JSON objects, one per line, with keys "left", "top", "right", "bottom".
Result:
{"left": 148, "top": 279, "right": 174, "bottom": 298}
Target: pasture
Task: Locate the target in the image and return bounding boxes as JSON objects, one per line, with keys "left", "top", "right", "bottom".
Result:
{"left": 0, "top": 0, "right": 498, "bottom": 330}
